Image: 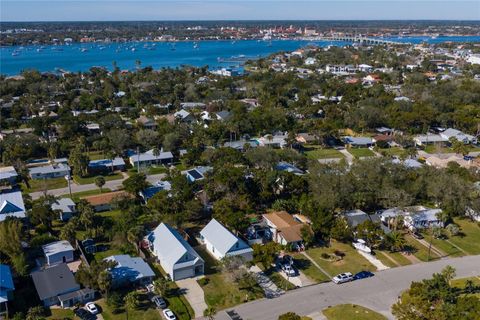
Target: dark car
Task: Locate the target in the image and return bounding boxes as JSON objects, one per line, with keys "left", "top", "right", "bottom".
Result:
{"left": 354, "top": 271, "right": 374, "bottom": 280}
{"left": 74, "top": 308, "right": 95, "bottom": 320}
{"left": 412, "top": 232, "right": 424, "bottom": 240}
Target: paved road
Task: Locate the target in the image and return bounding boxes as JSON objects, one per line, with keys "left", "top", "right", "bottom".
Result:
{"left": 215, "top": 255, "right": 480, "bottom": 320}
{"left": 30, "top": 173, "right": 166, "bottom": 199}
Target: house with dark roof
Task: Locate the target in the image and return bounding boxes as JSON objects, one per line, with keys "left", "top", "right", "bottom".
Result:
{"left": 31, "top": 264, "right": 94, "bottom": 308}
{"left": 88, "top": 157, "right": 126, "bottom": 174}
{"left": 200, "top": 219, "right": 253, "bottom": 261}
{"left": 139, "top": 181, "right": 172, "bottom": 202}
{"left": 147, "top": 223, "right": 204, "bottom": 280}
{"left": 0, "top": 264, "right": 14, "bottom": 315}
{"left": 185, "top": 166, "right": 212, "bottom": 183}
{"left": 104, "top": 255, "right": 155, "bottom": 288}
{"left": 0, "top": 191, "right": 26, "bottom": 222}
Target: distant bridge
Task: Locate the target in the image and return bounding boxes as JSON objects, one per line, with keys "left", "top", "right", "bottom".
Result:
{"left": 307, "top": 35, "right": 407, "bottom": 45}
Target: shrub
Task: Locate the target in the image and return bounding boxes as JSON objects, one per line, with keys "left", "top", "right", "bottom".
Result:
{"left": 198, "top": 277, "right": 209, "bottom": 286}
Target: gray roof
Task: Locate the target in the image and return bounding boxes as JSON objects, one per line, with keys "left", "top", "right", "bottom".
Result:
{"left": 88, "top": 157, "right": 125, "bottom": 169}
{"left": 343, "top": 136, "right": 373, "bottom": 145}
{"left": 51, "top": 198, "right": 76, "bottom": 214}
{"left": 181, "top": 102, "right": 206, "bottom": 109}
{"left": 0, "top": 191, "right": 26, "bottom": 221}
{"left": 0, "top": 166, "right": 18, "bottom": 180}
{"left": 31, "top": 264, "right": 80, "bottom": 300}
{"left": 148, "top": 223, "right": 203, "bottom": 273}
{"left": 129, "top": 149, "right": 173, "bottom": 164}
{"left": 200, "top": 219, "right": 252, "bottom": 257}
{"left": 174, "top": 109, "right": 191, "bottom": 119}
{"left": 223, "top": 140, "right": 258, "bottom": 150}
{"left": 104, "top": 255, "right": 155, "bottom": 283}
{"left": 29, "top": 163, "right": 70, "bottom": 176}
{"left": 42, "top": 240, "right": 74, "bottom": 258}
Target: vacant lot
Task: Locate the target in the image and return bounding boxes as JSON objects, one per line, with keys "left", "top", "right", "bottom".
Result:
{"left": 306, "top": 241, "right": 376, "bottom": 276}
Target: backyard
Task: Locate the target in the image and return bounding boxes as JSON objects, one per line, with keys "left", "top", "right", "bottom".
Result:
{"left": 305, "top": 241, "right": 376, "bottom": 277}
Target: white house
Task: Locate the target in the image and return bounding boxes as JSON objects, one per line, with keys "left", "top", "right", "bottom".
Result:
{"left": 129, "top": 149, "right": 174, "bottom": 167}
{"left": 51, "top": 198, "right": 76, "bottom": 221}
{"left": 440, "top": 128, "right": 477, "bottom": 144}
{"left": 0, "top": 191, "right": 26, "bottom": 222}
{"left": 147, "top": 223, "right": 204, "bottom": 280}
{"left": 29, "top": 163, "right": 70, "bottom": 180}
{"left": 42, "top": 240, "right": 74, "bottom": 266}
{"left": 200, "top": 219, "right": 253, "bottom": 261}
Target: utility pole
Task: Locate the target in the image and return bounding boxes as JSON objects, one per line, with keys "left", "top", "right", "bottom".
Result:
{"left": 65, "top": 174, "right": 72, "bottom": 198}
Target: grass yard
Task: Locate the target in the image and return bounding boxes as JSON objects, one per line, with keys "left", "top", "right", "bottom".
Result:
{"left": 306, "top": 241, "right": 376, "bottom": 276}
{"left": 292, "top": 254, "right": 330, "bottom": 283}
{"left": 387, "top": 251, "right": 412, "bottom": 266}
{"left": 196, "top": 247, "right": 264, "bottom": 310}
{"left": 96, "top": 297, "right": 163, "bottom": 320}
{"left": 379, "top": 147, "right": 404, "bottom": 157}
{"left": 73, "top": 172, "right": 123, "bottom": 185}
{"left": 323, "top": 304, "right": 387, "bottom": 320}
{"left": 451, "top": 276, "right": 480, "bottom": 299}
{"left": 265, "top": 269, "right": 296, "bottom": 291}
{"left": 348, "top": 148, "right": 375, "bottom": 158}
{"left": 61, "top": 188, "right": 112, "bottom": 201}
{"left": 87, "top": 151, "right": 107, "bottom": 160}
{"left": 374, "top": 251, "right": 400, "bottom": 268}
{"left": 404, "top": 234, "right": 441, "bottom": 262}
{"left": 47, "top": 308, "right": 75, "bottom": 320}
{"left": 22, "top": 177, "right": 68, "bottom": 192}
{"left": 304, "top": 147, "right": 344, "bottom": 160}
{"left": 428, "top": 236, "right": 465, "bottom": 258}
{"left": 445, "top": 218, "right": 480, "bottom": 255}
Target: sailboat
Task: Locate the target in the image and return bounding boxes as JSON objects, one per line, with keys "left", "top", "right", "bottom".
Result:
{"left": 193, "top": 42, "right": 199, "bottom": 49}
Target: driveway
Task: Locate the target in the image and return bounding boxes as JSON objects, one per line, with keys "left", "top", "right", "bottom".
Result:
{"left": 176, "top": 277, "right": 208, "bottom": 319}
{"left": 337, "top": 148, "right": 354, "bottom": 165}
{"left": 214, "top": 254, "right": 480, "bottom": 320}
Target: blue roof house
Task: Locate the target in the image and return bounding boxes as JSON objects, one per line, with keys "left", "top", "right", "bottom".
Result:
{"left": 104, "top": 255, "right": 155, "bottom": 288}
{"left": 147, "top": 223, "right": 204, "bottom": 280}
{"left": 0, "top": 191, "right": 26, "bottom": 222}
{"left": 0, "top": 264, "right": 14, "bottom": 313}
{"left": 139, "top": 181, "right": 172, "bottom": 202}
{"left": 200, "top": 219, "right": 253, "bottom": 261}
{"left": 276, "top": 162, "right": 305, "bottom": 175}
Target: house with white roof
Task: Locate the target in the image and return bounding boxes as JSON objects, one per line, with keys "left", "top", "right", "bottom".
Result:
{"left": 42, "top": 240, "right": 74, "bottom": 266}
{"left": 104, "top": 255, "right": 155, "bottom": 288}
{"left": 146, "top": 223, "right": 204, "bottom": 280}
{"left": 51, "top": 198, "right": 77, "bottom": 221}
{"left": 413, "top": 133, "right": 448, "bottom": 146}
{"left": 256, "top": 134, "right": 288, "bottom": 148}
{"left": 200, "top": 219, "right": 253, "bottom": 261}
{"left": 29, "top": 163, "right": 70, "bottom": 180}
{"left": 129, "top": 149, "right": 174, "bottom": 167}
{"left": 174, "top": 109, "right": 196, "bottom": 123}
{"left": 440, "top": 128, "right": 477, "bottom": 144}
{"left": 0, "top": 191, "right": 26, "bottom": 222}
{"left": 378, "top": 206, "right": 444, "bottom": 231}
{"left": 0, "top": 166, "right": 18, "bottom": 185}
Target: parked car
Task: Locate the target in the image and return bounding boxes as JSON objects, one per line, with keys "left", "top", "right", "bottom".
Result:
{"left": 74, "top": 308, "right": 94, "bottom": 320}
{"left": 163, "top": 309, "right": 177, "bottom": 320}
{"left": 145, "top": 283, "right": 155, "bottom": 292}
{"left": 85, "top": 302, "right": 98, "bottom": 315}
{"left": 332, "top": 272, "right": 353, "bottom": 284}
{"left": 353, "top": 271, "right": 374, "bottom": 280}
{"left": 282, "top": 263, "right": 296, "bottom": 277}
{"left": 281, "top": 255, "right": 294, "bottom": 266}
{"left": 412, "top": 232, "right": 424, "bottom": 240}
{"left": 151, "top": 295, "right": 167, "bottom": 309}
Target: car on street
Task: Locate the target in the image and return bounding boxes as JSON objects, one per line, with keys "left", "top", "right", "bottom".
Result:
{"left": 353, "top": 271, "right": 374, "bottom": 280}
{"left": 151, "top": 295, "right": 167, "bottom": 309}
{"left": 332, "top": 272, "right": 353, "bottom": 284}
{"left": 163, "top": 309, "right": 177, "bottom": 320}
{"left": 74, "top": 308, "right": 95, "bottom": 320}
{"left": 85, "top": 302, "right": 98, "bottom": 315}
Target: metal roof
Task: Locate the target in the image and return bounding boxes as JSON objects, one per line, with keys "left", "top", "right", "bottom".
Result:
{"left": 42, "top": 240, "right": 74, "bottom": 257}
{"left": 0, "top": 191, "right": 26, "bottom": 221}
{"left": 200, "top": 219, "right": 252, "bottom": 257}
{"left": 104, "top": 255, "right": 155, "bottom": 283}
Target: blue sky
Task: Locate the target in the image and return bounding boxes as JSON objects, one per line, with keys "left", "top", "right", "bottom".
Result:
{"left": 2, "top": 1, "right": 479, "bottom": 21}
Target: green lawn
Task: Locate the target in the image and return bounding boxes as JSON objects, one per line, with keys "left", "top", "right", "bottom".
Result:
{"left": 73, "top": 172, "right": 123, "bottom": 185}
{"left": 87, "top": 151, "right": 107, "bottom": 160}
{"left": 304, "top": 147, "right": 344, "bottom": 160}
{"left": 451, "top": 276, "right": 480, "bottom": 288}
{"left": 323, "top": 304, "right": 387, "bottom": 320}
{"left": 22, "top": 177, "right": 68, "bottom": 192}
{"left": 263, "top": 268, "right": 296, "bottom": 291}
{"left": 47, "top": 308, "right": 75, "bottom": 320}
{"left": 445, "top": 219, "right": 480, "bottom": 255}
{"left": 292, "top": 254, "right": 330, "bottom": 283}
{"left": 374, "top": 251, "right": 399, "bottom": 268}
{"left": 427, "top": 236, "right": 465, "bottom": 258}
{"left": 424, "top": 145, "right": 452, "bottom": 154}
{"left": 196, "top": 247, "right": 264, "bottom": 310}
{"left": 387, "top": 251, "right": 412, "bottom": 266}
{"left": 96, "top": 297, "right": 163, "bottom": 320}
{"left": 404, "top": 234, "right": 441, "bottom": 262}
{"left": 306, "top": 241, "right": 376, "bottom": 276}
{"left": 348, "top": 148, "right": 375, "bottom": 158}
{"left": 130, "top": 165, "right": 169, "bottom": 175}
{"left": 379, "top": 147, "right": 404, "bottom": 157}
{"left": 60, "top": 188, "right": 112, "bottom": 201}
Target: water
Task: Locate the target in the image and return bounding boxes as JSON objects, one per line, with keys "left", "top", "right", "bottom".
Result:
{"left": 1, "top": 36, "right": 479, "bottom": 76}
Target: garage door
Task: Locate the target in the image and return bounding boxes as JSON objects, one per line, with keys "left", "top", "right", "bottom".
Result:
{"left": 173, "top": 267, "right": 194, "bottom": 280}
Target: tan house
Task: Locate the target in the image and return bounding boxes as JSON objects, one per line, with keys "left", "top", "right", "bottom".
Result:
{"left": 262, "top": 211, "right": 308, "bottom": 250}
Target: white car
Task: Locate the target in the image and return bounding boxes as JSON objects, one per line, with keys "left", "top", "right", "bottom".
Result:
{"left": 85, "top": 302, "right": 98, "bottom": 314}
{"left": 332, "top": 272, "right": 353, "bottom": 284}
{"left": 163, "top": 309, "right": 177, "bottom": 320}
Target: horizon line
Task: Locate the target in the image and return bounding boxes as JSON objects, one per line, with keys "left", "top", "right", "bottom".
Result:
{"left": 2, "top": 19, "right": 480, "bottom": 23}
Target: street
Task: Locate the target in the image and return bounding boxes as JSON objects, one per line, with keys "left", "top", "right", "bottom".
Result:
{"left": 29, "top": 173, "right": 166, "bottom": 199}
{"left": 214, "top": 254, "right": 480, "bottom": 320}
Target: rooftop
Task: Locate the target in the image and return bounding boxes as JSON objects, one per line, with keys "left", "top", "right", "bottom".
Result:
{"left": 42, "top": 240, "right": 74, "bottom": 257}
{"left": 31, "top": 264, "right": 79, "bottom": 300}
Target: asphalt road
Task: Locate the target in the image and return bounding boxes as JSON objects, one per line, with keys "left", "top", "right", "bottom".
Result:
{"left": 30, "top": 173, "right": 166, "bottom": 199}
{"left": 215, "top": 255, "right": 480, "bottom": 320}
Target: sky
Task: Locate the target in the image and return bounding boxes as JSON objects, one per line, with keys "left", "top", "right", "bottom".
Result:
{"left": 1, "top": 0, "right": 480, "bottom": 22}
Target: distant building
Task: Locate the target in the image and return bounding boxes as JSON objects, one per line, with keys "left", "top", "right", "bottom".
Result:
{"left": 0, "top": 166, "right": 18, "bottom": 185}
{"left": 42, "top": 240, "right": 75, "bottom": 266}
{"left": 413, "top": 133, "right": 448, "bottom": 146}
{"left": 139, "top": 181, "right": 172, "bottom": 202}
{"left": 129, "top": 149, "right": 174, "bottom": 167}
{"left": 276, "top": 162, "right": 304, "bottom": 175}
{"left": 29, "top": 163, "right": 70, "bottom": 180}
{"left": 51, "top": 198, "right": 77, "bottom": 221}
{"left": 440, "top": 128, "right": 477, "bottom": 144}
{"left": 184, "top": 166, "right": 212, "bottom": 183}
{"left": 343, "top": 136, "right": 374, "bottom": 148}
{"left": 137, "top": 116, "right": 157, "bottom": 129}
{"left": 0, "top": 191, "right": 26, "bottom": 222}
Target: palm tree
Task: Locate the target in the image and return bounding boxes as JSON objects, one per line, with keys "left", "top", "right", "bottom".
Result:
{"left": 124, "top": 291, "right": 140, "bottom": 315}
{"left": 97, "top": 270, "right": 112, "bottom": 298}
{"left": 386, "top": 231, "right": 406, "bottom": 252}
{"left": 442, "top": 265, "right": 456, "bottom": 285}
{"left": 203, "top": 306, "right": 217, "bottom": 320}
{"left": 152, "top": 147, "right": 160, "bottom": 165}
{"left": 94, "top": 176, "right": 106, "bottom": 193}
{"left": 153, "top": 278, "right": 169, "bottom": 297}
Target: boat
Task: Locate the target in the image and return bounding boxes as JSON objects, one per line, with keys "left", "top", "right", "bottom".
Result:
{"left": 80, "top": 48, "right": 88, "bottom": 52}
{"left": 193, "top": 42, "right": 199, "bottom": 49}
{"left": 353, "top": 239, "right": 371, "bottom": 253}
